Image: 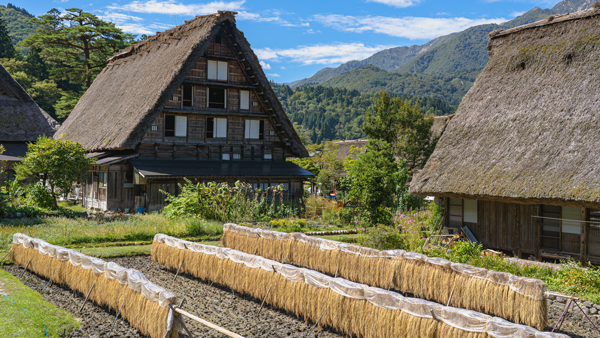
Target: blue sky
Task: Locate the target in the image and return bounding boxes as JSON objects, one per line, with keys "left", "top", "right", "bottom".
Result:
{"left": 16, "top": 0, "right": 562, "bottom": 82}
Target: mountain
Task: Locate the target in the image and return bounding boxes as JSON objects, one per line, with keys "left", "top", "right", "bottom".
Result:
{"left": 0, "top": 3, "right": 37, "bottom": 45}
{"left": 292, "top": 0, "right": 594, "bottom": 87}
{"left": 319, "top": 65, "right": 477, "bottom": 106}
{"left": 397, "top": 0, "right": 594, "bottom": 74}
{"left": 289, "top": 34, "right": 454, "bottom": 88}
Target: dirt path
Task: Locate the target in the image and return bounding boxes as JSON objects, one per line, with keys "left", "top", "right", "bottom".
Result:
{"left": 2, "top": 255, "right": 599, "bottom": 337}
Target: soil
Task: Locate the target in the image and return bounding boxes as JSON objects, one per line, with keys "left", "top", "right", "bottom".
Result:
{"left": 2, "top": 256, "right": 598, "bottom": 338}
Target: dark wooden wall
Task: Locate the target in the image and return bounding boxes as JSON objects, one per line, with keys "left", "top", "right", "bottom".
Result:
{"left": 468, "top": 200, "right": 538, "bottom": 255}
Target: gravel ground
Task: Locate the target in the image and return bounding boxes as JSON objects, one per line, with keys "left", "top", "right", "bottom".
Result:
{"left": 2, "top": 256, "right": 599, "bottom": 338}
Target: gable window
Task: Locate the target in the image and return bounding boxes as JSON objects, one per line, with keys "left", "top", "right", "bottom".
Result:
{"left": 207, "top": 60, "right": 228, "bottom": 81}
{"left": 207, "top": 117, "right": 227, "bottom": 138}
{"left": 222, "top": 153, "right": 230, "bottom": 161}
{"left": 165, "top": 115, "right": 187, "bottom": 137}
{"left": 240, "top": 90, "right": 250, "bottom": 110}
{"left": 245, "top": 120, "right": 264, "bottom": 140}
{"left": 233, "top": 153, "right": 241, "bottom": 160}
{"left": 264, "top": 153, "right": 272, "bottom": 160}
{"left": 182, "top": 84, "right": 193, "bottom": 107}
{"left": 208, "top": 87, "right": 226, "bottom": 109}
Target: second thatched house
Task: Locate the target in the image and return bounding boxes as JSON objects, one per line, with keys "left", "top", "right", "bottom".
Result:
{"left": 0, "top": 63, "right": 59, "bottom": 182}
{"left": 410, "top": 7, "right": 600, "bottom": 263}
{"left": 55, "top": 11, "right": 313, "bottom": 212}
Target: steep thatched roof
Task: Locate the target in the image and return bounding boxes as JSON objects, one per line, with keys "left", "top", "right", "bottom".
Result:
{"left": 410, "top": 7, "right": 600, "bottom": 208}
{"left": 55, "top": 11, "right": 308, "bottom": 157}
{"left": 0, "top": 64, "right": 59, "bottom": 142}
{"left": 334, "top": 139, "right": 368, "bottom": 160}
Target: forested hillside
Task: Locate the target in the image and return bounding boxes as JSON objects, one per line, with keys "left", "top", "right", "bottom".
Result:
{"left": 0, "top": 3, "right": 36, "bottom": 44}
{"left": 273, "top": 84, "right": 456, "bottom": 143}
{"left": 319, "top": 65, "right": 477, "bottom": 106}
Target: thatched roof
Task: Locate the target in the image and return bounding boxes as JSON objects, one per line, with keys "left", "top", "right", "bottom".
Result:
{"left": 410, "top": 7, "right": 600, "bottom": 208}
{"left": 334, "top": 139, "right": 368, "bottom": 160}
{"left": 55, "top": 11, "right": 308, "bottom": 157}
{"left": 0, "top": 64, "right": 59, "bottom": 142}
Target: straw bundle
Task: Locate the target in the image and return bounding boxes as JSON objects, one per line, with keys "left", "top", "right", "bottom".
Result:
{"left": 11, "top": 235, "right": 179, "bottom": 338}
{"left": 154, "top": 234, "right": 565, "bottom": 338}
{"left": 222, "top": 224, "right": 549, "bottom": 329}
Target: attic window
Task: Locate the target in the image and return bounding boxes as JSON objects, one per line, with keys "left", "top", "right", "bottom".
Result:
{"left": 208, "top": 87, "right": 226, "bottom": 109}
{"left": 151, "top": 125, "right": 158, "bottom": 131}
{"left": 264, "top": 154, "right": 272, "bottom": 160}
{"left": 245, "top": 120, "right": 264, "bottom": 140}
{"left": 165, "top": 115, "right": 187, "bottom": 137}
{"left": 182, "top": 84, "right": 193, "bottom": 107}
{"left": 207, "top": 60, "right": 228, "bottom": 81}
{"left": 207, "top": 117, "right": 227, "bottom": 138}
{"left": 215, "top": 35, "right": 222, "bottom": 44}
{"left": 240, "top": 90, "right": 250, "bottom": 110}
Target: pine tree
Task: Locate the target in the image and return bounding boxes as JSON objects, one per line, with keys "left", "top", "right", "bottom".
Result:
{"left": 25, "top": 46, "right": 49, "bottom": 81}
{"left": 0, "top": 13, "right": 16, "bottom": 59}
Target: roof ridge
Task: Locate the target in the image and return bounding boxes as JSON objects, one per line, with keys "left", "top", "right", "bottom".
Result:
{"left": 489, "top": 5, "right": 600, "bottom": 39}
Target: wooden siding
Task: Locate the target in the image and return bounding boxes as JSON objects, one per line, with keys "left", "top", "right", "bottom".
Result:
{"left": 474, "top": 200, "right": 537, "bottom": 254}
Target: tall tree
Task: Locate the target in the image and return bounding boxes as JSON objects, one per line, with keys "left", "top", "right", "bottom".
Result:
{"left": 21, "top": 8, "right": 134, "bottom": 88}
{"left": 0, "top": 12, "right": 16, "bottom": 59}
{"left": 25, "top": 46, "right": 49, "bottom": 81}
{"left": 362, "top": 92, "right": 437, "bottom": 171}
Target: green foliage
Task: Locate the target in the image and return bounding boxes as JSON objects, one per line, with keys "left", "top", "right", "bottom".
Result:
{"left": 162, "top": 180, "right": 297, "bottom": 222}
{"left": 184, "top": 219, "right": 223, "bottom": 238}
{"left": 358, "top": 225, "right": 404, "bottom": 250}
{"left": 0, "top": 4, "right": 37, "bottom": 45}
{"left": 273, "top": 83, "right": 455, "bottom": 143}
{"left": 21, "top": 8, "right": 135, "bottom": 89}
{"left": 55, "top": 90, "right": 84, "bottom": 119}
{"left": 0, "top": 58, "right": 62, "bottom": 118}
{"left": 449, "top": 241, "right": 484, "bottom": 262}
{"left": 344, "top": 139, "right": 408, "bottom": 225}
{"left": 22, "top": 181, "right": 55, "bottom": 209}
{"left": 318, "top": 66, "right": 477, "bottom": 106}
{"left": 362, "top": 92, "right": 437, "bottom": 171}
{"left": 0, "top": 11, "right": 16, "bottom": 59}
{"left": 15, "top": 136, "right": 94, "bottom": 207}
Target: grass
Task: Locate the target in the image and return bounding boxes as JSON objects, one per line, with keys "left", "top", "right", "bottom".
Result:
{"left": 0, "top": 269, "right": 79, "bottom": 337}
{"left": 0, "top": 214, "right": 223, "bottom": 252}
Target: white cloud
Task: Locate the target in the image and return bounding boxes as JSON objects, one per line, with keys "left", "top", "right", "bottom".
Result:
{"left": 117, "top": 23, "right": 155, "bottom": 34}
{"left": 99, "top": 12, "right": 144, "bottom": 24}
{"left": 313, "top": 14, "right": 507, "bottom": 40}
{"left": 237, "top": 10, "right": 309, "bottom": 27}
{"left": 366, "top": 0, "right": 421, "bottom": 8}
{"left": 267, "top": 73, "right": 281, "bottom": 77}
{"left": 510, "top": 11, "right": 526, "bottom": 17}
{"left": 259, "top": 61, "right": 271, "bottom": 69}
{"left": 108, "top": 0, "right": 245, "bottom": 15}
{"left": 255, "top": 42, "right": 394, "bottom": 65}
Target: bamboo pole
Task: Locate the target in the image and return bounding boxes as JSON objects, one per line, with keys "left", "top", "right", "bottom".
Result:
{"left": 42, "top": 267, "right": 60, "bottom": 293}
{"left": 20, "top": 258, "right": 32, "bottom": 278}
{"left": 79, "top": 281, "right": 96, "bottom": 313}
{"left": 173, "top": 307, "right": 245, "bottom": 338}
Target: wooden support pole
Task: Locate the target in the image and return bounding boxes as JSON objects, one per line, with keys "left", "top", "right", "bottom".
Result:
{"left": 20, "top": 259, "right": 32, "bottom": 278}
{"left": 42, "top": 267, "right": 60, "bottom": 293}
{"left": 306, "top": 306, "right": 329, "bottom": 337}
{"left": 447, "top": 285, "right": 456, "bottom": 307}
{"left": 79, "top": 281, "right": 96, "bottom": 313}
{"left": 387, "top": 270, "right": 395, "bottom": 291}
{"left": 581, "top": 207, "right": 588, "bottom": 266}
{"left": 256, "top": 285, "right": 272, "bottom": 317}
{"left": 108, "top": 300, "right": 125, "bottom": 336}
{"left": 0, "top": 250, "right": 11, "bottom": 265}
{"left": 173, "top": 307, "right": 245, "bottom": 338}
{"left": 173, "top": 260, "right": 184, "bottom": 281}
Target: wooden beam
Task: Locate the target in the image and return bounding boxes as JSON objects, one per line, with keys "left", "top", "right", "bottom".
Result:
{"left": 581, "top": 207, "right": 588, "bottom": 266}
{"left": 535, "top": 205, "right": 542, "bottom": 261}
{"left": 173, "top": 307, "right": 245, "bottom": 338}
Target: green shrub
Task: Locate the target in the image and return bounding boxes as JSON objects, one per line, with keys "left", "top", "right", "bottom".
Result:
{"left": 448, "top": 241, "right": 483, "bottom": 262}
{"left": 184, "top": 219, "right": 223, "bottom": 238}
{"left": 23, "top": 181, "right": 55, "bottom": 209}
{"left": 358, "top": 225, "right": 404, "bottom": 250}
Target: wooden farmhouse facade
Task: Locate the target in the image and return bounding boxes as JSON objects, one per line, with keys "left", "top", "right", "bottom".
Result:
{"left": 0, "top": 63, "right": 59, "bottom": 182}
{"left": 55, "top": 11, "right": 313, "bottom": 212}
{"left": 410, "top": 8, "right": 600, "bottom": 264}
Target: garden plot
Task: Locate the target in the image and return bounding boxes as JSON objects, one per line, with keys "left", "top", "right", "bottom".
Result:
{"left": 1, "top": 257, "right": 345, "bottom": 338}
